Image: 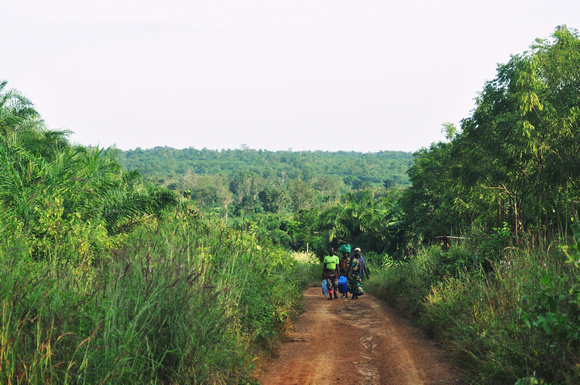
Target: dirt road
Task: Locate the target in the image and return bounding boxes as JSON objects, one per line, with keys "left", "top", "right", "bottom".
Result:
{"left": 257, "top": 287, "right": 464, "bottom": 385}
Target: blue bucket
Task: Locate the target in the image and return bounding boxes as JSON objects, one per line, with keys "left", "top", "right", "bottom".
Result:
{"left": 338, "top": 276, "right": 348, "bottom": 293}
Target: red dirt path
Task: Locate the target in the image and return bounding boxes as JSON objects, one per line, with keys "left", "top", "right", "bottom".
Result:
{"left": 257, "top": 287, "right": 465, "bottom": 385}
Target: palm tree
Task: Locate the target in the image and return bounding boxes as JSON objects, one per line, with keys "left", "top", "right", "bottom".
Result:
{"left": 0, "top": 80, "right": 42, "bottom": 135}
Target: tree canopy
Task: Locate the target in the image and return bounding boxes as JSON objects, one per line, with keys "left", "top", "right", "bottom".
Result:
{"left": 402, "top": 25, "right": 580, "bottom": 242}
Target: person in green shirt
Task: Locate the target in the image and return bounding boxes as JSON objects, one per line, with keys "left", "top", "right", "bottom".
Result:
{"left": 322, "top": 247, "right": 340, "bottom": 300}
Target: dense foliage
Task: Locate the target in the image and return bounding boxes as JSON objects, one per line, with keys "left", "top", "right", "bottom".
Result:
{"left": 0, "top": 80, "right": 317, "bottom": 384}
{"left": 117, "top": 146, "right": 411, "bottom": 192}
{"left": 114, "top": 139, "right": 412, "bottom": 258}
{"left": 0, "top": 218, "right": 313, "bottom": 384}
{"left": 368, "top": 229, "right": 579, "bottom": 385}
{"left": 369, "top": 26, "right": 580, "bottom": 385}
{"left": 402, "top": 25, "right": 579, "bottom": 244}
{"left": 116, "top": 145, "right": 411, "bottom": 219}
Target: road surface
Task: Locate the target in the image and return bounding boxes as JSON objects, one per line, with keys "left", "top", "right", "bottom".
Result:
{"left": 257, "top": 287, "right": 464, "bottom": 385}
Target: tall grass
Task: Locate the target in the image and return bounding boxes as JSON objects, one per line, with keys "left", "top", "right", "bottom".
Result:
{"left": 0, "top": 213, "right": 308, "bottom": 384}
{"left": 290, "top": 251, "right": 322, "bottom": 287}
{"left": 366, "top": 229, "right": 580, "bottom": 384}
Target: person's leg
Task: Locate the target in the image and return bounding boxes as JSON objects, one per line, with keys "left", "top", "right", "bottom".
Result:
{"left": 333, "top": 277, "right": 338, "bottom": 298}
{"left": 357, "top": 275, "right": 365, "bottom": 298}
{"left": 357, "top": 275, "right": 364, "bottom": 298}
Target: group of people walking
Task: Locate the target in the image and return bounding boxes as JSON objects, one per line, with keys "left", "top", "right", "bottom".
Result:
{"left": 322, "top": 245, "right": 370, "bottom": 300}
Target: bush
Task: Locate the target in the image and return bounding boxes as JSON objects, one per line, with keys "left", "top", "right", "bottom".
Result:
{"left": 0, "top": 214, "right": 307, "bottom": 384}
{"left": 366, "top": 231, "right": 580, "bottom": 384}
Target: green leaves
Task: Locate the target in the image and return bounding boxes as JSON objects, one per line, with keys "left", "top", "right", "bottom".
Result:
{"left": 0, "top": 82, "right": 181, "bottom": 259}
{"left": 258, "top": 186, "right": 290, "bottom": 214}
{"left": 0, "top": 80, "right": 42, "bottom": 135}
{"left": 404, "top": 26, "right": 580, "bottom": 243}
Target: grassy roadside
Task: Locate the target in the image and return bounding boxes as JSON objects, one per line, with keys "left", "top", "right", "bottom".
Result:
{"left": 0, "top": 215, "right": 316, "bottom": 384}
{"left": 366, "top": 230, "right": 580, "bottom": 385}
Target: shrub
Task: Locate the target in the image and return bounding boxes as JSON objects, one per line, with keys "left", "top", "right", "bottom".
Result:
{"left": 0, "top": 214, "right": 307, "bottom": 384}
{"left": 366, "top": 230, "right": 580, "bottom": 384}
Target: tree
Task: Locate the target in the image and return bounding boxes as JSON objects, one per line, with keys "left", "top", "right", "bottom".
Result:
{"left": 258, "top": 187, "right": 290, "bottom": 213}
{"left": 287, "top": 180, "right": 317, "bottom": 212}
{"left": 403, "top": 26, "right": 580, "bottom": 242}
{"left": 0, "top": 80, "right": 42, "bottom": 135}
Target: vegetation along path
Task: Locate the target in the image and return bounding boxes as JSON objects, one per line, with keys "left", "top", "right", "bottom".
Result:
{"left": 258, "top": 287, "right": 464, "bottom": 385}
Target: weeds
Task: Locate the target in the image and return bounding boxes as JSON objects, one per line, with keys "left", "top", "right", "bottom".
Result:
{"left": 0, "top": 214, "right": 307, "bottom": 384}
{"left": 366, "top": 227, "right": 580, "bottom": 384}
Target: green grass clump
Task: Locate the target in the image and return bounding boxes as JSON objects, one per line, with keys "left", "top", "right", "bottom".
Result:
{"left": 0, "top": 214, "right": 308, "bottom": 384}
{"left": 366, "top": 229, "right": 580, "bottom": 385}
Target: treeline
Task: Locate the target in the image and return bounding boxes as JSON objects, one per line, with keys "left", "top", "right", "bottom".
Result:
{"left": 368, "top": 26, "right": 580, "bottom": 385}
{"left": 117, "top": 146, "right": 412, "bottom": 189}
{"left": 402, "top": 25, "right": 579, "bottom": 244}
{"left": 0, "top": 80, "right": 315, "bottom": 384}
{"left": 115, "top": 146, "right": 411, "bottom": 214}
{"left": 113, "top": 142, "right": 413, "bottom": 259}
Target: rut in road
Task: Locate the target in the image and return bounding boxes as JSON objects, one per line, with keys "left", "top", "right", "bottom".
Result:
{"left": 257, "top": 287, "right": 464, "bottom": 385}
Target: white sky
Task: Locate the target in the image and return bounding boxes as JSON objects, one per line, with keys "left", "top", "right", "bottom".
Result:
{"left": 2, "top": 1, "right": 579, "bottom": 152}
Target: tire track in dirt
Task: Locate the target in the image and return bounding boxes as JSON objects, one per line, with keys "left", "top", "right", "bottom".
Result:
{"left": 257, "top": 287, "right": 464, "bottom": 385}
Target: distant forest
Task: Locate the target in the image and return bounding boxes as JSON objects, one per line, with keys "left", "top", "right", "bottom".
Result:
{"left": 116, "top": 146, "right": 413, "bottom": 211}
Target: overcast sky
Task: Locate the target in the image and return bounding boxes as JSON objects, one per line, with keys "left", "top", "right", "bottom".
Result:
{"left": 2, "top": 1, "right": 579, "bottom": 152}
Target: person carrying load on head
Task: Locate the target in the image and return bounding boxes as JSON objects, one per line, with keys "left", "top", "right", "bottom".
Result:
{"left": 347, "top": 247, "right": 370, "bottom": 300}
{"left": 338, "top": 244, "right": 351, "bottom": 298}
{"left": 322, "top": 247, "right": 340, "bottom": 300}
